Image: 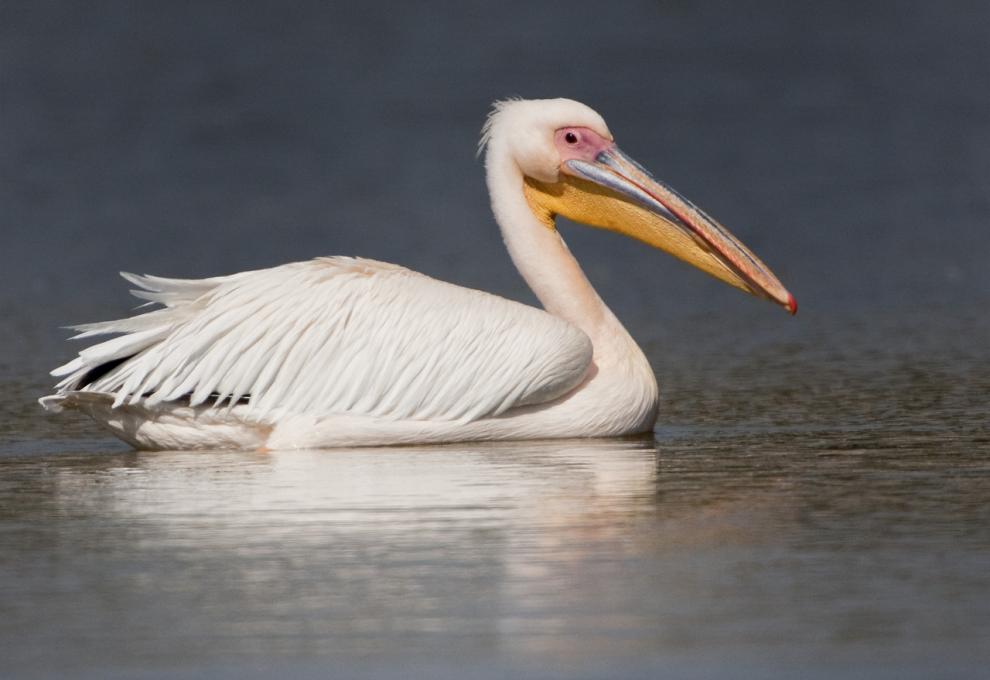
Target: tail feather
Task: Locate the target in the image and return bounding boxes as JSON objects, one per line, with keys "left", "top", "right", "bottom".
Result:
{"left": 121, "top": 272, "right": 233, "bottom": 308}
{"left": 46, "top": 271, "right": 229, "bottom": 395}
{"left": 39, "top": 390, "right": 114, "bottom": 413}
{"left": 68, "top": 307, "right": 179, "bottom": 340}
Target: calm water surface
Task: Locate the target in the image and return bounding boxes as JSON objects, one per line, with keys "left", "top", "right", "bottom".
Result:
{"left": 3, "top": 1, "right": 990, "bottom": 678}
{"left": 2, "top": 309, "right": 988, "bottom": 679}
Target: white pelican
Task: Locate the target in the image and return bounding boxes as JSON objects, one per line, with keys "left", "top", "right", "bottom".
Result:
{"left": 41, "top": 98, "right": 795, "bottom": 450}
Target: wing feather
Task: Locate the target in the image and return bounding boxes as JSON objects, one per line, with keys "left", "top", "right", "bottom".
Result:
{"left": 50, "top": 258, "right": 593, "bottom": 423}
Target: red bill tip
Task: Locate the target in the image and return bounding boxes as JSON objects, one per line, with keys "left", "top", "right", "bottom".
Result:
{"left": 786, "top": 293, "right": 798, "bottom": 316}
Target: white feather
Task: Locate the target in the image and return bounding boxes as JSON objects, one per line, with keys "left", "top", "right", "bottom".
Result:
{"left": 50, "top": 257, "right": 594, "bottom": 425}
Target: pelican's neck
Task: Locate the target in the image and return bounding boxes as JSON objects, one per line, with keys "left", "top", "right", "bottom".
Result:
{"left": 485, "top": 149, "right": 633, "bottom": 360}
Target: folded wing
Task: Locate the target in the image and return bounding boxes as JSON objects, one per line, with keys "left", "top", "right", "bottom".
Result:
{"left": 47, "top": 257, "right": 593, "bottom": 422}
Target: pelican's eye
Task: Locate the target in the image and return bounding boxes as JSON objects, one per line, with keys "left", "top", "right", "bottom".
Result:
{"left": 564, "top": 131, "right": 579, "bottom": 144}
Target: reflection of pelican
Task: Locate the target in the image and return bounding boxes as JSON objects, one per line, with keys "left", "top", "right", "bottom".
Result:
{"left": 42, "top": 98, "right": 794, "bottom": 450}
{"left": 50, "top": 439, "right": 660, "bottom": 522}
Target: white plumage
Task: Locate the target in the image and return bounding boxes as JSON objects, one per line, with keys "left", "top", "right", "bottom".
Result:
{"left": 50, "top": 257, "right": 591, "bottom": 422}
{"left": 42, "top": 98, "right": 793, "bottom": 450}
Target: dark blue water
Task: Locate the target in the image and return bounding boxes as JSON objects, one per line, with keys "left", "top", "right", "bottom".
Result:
{"left": 2, "top": 2, "right": 988, "bottom": 678}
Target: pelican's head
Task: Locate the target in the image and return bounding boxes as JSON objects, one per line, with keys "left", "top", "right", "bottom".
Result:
{"left": 481, "top": 98, "right": 796, "bottom": 314}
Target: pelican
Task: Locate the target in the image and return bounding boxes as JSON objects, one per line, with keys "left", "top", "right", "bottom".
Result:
{"left": 41, "top": 98, "right": 795, "bottom": 450}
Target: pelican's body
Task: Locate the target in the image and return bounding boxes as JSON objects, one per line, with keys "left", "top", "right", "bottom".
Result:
{"left": 42, "top": 98, "right": 794, "bottom": 450}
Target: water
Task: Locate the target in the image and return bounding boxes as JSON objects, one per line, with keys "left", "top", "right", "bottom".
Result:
{"left": 3, "top": 1, "right": 990, "bottom": 678}
{"left": 3, "top": 381, "right": 988, "bottom": 678}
